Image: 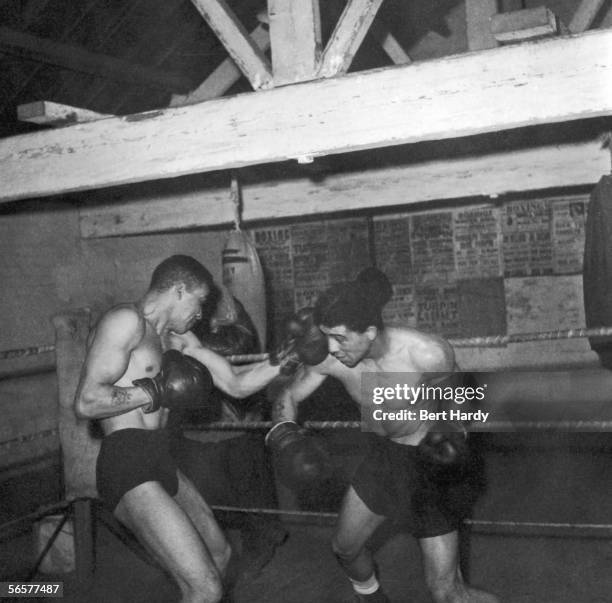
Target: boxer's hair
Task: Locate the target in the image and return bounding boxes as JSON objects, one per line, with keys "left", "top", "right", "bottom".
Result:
{"left": 315, "top": 268, "right": 392, "bottom": 332}
{"left": 149, "top": 255, "right": 215, "bottom": 293}
{"left": 315, "top": 280, "right": 384, "bottom": 332}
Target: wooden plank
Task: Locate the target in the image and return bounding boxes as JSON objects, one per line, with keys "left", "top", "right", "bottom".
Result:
{"left": 170, "top": 25, "right": 270, "bottom": 106}
{"left": 318, "top": 0, "right": 384, "bottom": 77}
{"left": 491, "top": 7, "right": 559, "bottom": 44}
{"left": 465, "top": 0, "right": 498, "bottom": 51}
{"left": 17, "top": 101, "right": 112, "bottom": 126}
{"left": 268, "top": 0, "right": 321, "bottom": 85}
{"left": 2, "top": 29, "right": 612, "bottom": 204}
{"left": 569, "top": 0, "right": 607, "bottom": 33}
{"left": 79, "top": 141, "right": 608, "bottom": 237}
{"left": 190, "top": 0, "right": 273, "bottom": 90}
{"left": 369, "top": 20, "right": 411, "bottom": 64}
{"left": 0, "top": 26, "right": 191, "bottom": 92}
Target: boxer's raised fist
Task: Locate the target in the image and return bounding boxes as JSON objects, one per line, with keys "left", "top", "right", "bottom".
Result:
{"left": 265, "top": 421, "right": 333, "bottom": 489}
{"left": 271, "top": 308, "right": 328, "bottom": 375}
{"left": 133, "top": 350, "right": 213, "bottom": 413}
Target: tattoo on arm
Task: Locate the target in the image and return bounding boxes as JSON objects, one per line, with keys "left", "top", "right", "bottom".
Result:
{"left": 110, "top": 388, "right": 132, "bottom": 408}
{"left": 272, "top": 396, "right": 285, "bottom": 421}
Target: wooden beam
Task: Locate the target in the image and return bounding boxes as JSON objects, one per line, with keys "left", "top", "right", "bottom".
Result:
{"left": 491, "top": 7, "right": 560, "bottom": 44}
{"left": 0, "top": 26, "right": 192, "bottom": 92}
{"left": 190, "top": 0, "right": 273, "bottom": 90}
{"left": 318, "top": 0, "right": 384, "bottom": 77}
{"left": 17, "top": 101, "right": 111, "bottom": 126}
{"left": 1, "top": 29, "right": 612, "bottom": 204}
{"left": 465, "top": 0, "right": 498, "bottom": 51}
{"left": 80, "top": 140, "right": 608, "bottom": 237}
{"left": 369, "top": 19, "right": 411, "bottom": 64}
{"left": 170, "top": 25, "right": 270, "bottom": 106}
{"left": 268, "top": 0, "right": 321, "bottom": 85}
{"left": 569, "top": 0, "right": 607, "bottom": 33}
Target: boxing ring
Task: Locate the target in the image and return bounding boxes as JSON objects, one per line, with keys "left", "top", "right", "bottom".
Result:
{"left": 1, "top": 323, "right": 612, "bottom": 592}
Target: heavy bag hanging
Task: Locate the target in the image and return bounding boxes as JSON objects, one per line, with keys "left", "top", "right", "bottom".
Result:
{"left": 221, "top": 172, "right": 267, "bottom": 351}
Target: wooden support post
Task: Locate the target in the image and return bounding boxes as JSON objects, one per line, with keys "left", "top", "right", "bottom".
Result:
{"left": 170, "top": 24, "right": 270, "bottom": 106}
{"left": 569, "top": 0, "right": 607, "bottom": 33}
{"left": 51, "top": 309, "right": 99, "bottom": 499}
{"left": 73, "top": 499, "right": 94, "bottom": 595}
{"left": 268, "top": 0, "right": 321, "bottom": 85}
{"left": 318, "top": 0, "right": 384, "bottom": 77}
{"left": 190, "top": 0, "right": 273, "bottom": 90}
{"left": 465, "top": 0, "right": 498, "bottom": 51}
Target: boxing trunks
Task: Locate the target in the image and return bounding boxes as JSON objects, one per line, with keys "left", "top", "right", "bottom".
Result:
{"left": 351, "top": 433, "right": 479, "bottom": 538}
{"left": 97, "top": 428, "right": 179, "bottom": 511}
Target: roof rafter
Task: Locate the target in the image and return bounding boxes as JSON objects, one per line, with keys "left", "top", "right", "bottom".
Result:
{"left": 190, "top": 0, "right": 273, "bottom": 90}
{"left": 318, "top": 0, "right": 384, "bottom": 78}
{"left": 0, "top": 28, "right": 610, "bottom": 203}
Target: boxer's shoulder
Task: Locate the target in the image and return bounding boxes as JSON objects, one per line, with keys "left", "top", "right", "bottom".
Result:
{"left": 387, "top": 327, "right": 454, "bottom": 371}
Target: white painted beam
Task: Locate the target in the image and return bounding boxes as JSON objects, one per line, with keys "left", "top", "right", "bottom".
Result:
{"left": 318, "top": 0, "right": 384, "bottom": 77}
{"left": 170, "top": 24, "right": 270, "bottom": 106}
{"left": 190, "top": 0, "right": 273, "bottom": 90}
{"left": 268, "top": 0, "right": 321, "bottom": 85}
{"left": 79, "top": 140, "right": 609, "bottom": 238}
{"left": 1, "top": 29, "right": 612, "bottom": 203}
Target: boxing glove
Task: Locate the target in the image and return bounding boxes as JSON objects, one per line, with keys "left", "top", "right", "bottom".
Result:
{"left": 417, "top": 421, "right": 470, "bottom": 481}
{"left": 265, "top": 421, "right": 333, "bottom": 489}
{"left": 134, "top": 350, "right": 214, "bottom": 413}
{"left": 270, "top": 308, "right": 328, "bottom": 376}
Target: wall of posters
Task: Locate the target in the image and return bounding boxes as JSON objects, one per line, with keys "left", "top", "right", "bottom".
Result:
{"left": 251, "top": 194, "right": 590, "bottom": 344}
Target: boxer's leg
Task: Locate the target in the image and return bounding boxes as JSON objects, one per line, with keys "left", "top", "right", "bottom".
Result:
{"left": 332, "top": 486, "right": 387, "bottom": 600}
{"left": 115, "top": 481, "right": 223, "bottom": 603}
{"left": 174, "top": 470, "right": 232, "bottom": 576}
{"left": 419, "top": 531, "right": 499, "bottom": 603}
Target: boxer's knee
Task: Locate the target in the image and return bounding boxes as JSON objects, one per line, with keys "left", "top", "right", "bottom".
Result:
{"left": 331, "top": 532, "right": 362, "bottom": 564}
{"left": 214, "top": 541, "right": 232, "bottom": 576}
{"left": 182, "top": 573, "right": 224, "bottom": 603}
{"left": 425, "top": 574, "right": 463, "bottom": 603}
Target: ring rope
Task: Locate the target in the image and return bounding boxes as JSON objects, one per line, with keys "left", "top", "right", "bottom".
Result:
{"left": 4, "top": 418, "right": 611, "bottom": 450}
{"left": 0, "top": 428, "right": 59, "bottom": 450}
{"left": 2, "top": 499, "right": 608, "bottom": 543}
{"left": 5, "top": 324, "right": 612, "bottom": 363}
{"left": 191, "top": 419, "right": 612, "bottom": 432}
{"left": 209, "top": 504, "right": 612, "bottom": 537}
{"left": 0, "top": 500, "right": 72, "bottom": 534}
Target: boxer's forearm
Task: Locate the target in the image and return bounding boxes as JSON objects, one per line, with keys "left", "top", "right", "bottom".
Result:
{"left": 75, "top": 383, "right": 150, "bottom": 419}
{"left": 271, "top": 365, "right": 327, "bottom": 423}
{"left": 272, "top": 388, "right": 300, "bottom": 423}
{"left": 228, "top": 361, "right": 281, "bottom": 398}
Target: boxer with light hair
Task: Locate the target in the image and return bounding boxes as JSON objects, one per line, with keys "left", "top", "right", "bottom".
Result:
{"left": 75, "top": 254, "right": 291, "bottom": 603}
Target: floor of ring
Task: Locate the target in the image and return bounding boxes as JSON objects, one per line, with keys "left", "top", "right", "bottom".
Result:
{"left": 1, "top": 432, "right": 611, "bottom": 603}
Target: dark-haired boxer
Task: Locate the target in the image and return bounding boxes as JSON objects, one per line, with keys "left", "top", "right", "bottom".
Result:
{"left": 74, "top": 255, "right": 287, "bottom": 603}
{"left": 267, "top": 269, "right": 499, "bottom": 603}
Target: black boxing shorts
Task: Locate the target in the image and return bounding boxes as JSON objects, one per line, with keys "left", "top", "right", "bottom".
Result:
{"left": 96, "top": 428, "right": 179, "bottom": 511}
{"left": 351, "top": 433, "right": 478, "bottom": 538}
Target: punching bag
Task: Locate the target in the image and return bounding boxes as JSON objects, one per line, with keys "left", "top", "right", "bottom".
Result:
{"left": 222, "top": 174, "right": 267, "bottom": 350}
{"left": 583, "top": 175, "right": 612, "bottom": 368}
